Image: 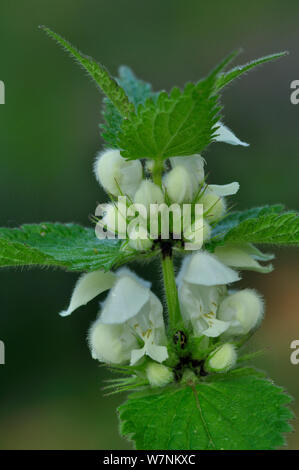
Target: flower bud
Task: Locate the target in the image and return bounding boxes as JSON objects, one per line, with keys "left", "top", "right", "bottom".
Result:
{"left": 164, "top": 165, "right": 195, "bottom": 203}
{"left": 218, "top": 289, "right": 264, "bottom": 337}
{"left": 94, "top": 149, "right": 142, "bottom": 198}
{"left": 101, "top": 201, "right": 127, "bottom": 237}
{"left": 88, "top": 321, "right": 138, "bottom": 364}
{"left": 146, "top": 362, "right": 174, "bottom": 387}
{"left": 170, "top": 155, "right": 205, "bottom": 184}
{"left": 134, "top": 180, "right": 164, "bottom": 210}
{"left": 206, "top": 343, "right": 237, "bottom": 373}
{"left": 201, "top": 190, "right": 226, "bottom": 222}
{"left": 128, "top": 224, "right": 153, "bottom": 251}
{"left": 184, "top": 218, "right": 211, "bottom": 246}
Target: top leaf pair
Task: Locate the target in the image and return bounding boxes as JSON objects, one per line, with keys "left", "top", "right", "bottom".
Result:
{"left": 40, "top": 26, "right": 286, "bottom": 162}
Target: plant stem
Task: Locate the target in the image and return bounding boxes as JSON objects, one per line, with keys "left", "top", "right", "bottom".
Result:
{"left": 152, "top": 160, "right": 163, "bottom": 187}
{"left": 161, "top": 251, "right": 184, "bottom": 332}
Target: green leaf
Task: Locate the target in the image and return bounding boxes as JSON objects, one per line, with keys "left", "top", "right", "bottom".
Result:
{"left": 117, "top": 75, "right": 220, "bottom": 161}
{"left": 100, "top": 52, "right": 237, "bottom": 148}
{"left": 210, "top": 204, "right": 284, "bottom": 241}
{"left": 101, "top": 66, "right": 156, "bottom": 147}
{"left": 209, "top": 205, "right": 299, "bottom": 246}
{"left": 39, "top": 26, "right": 134, "bottom": 117}
{"left": 0, "top": 223, "right": 153, "bottom": 272}
{"left": 118, "top": 368, "right": 292, "bottom": 450}
{"left": 216, "top": 51, "right": 288, "bottom": 90}
{"left": 118, "top": 66, "right": 156, "bottom": 108}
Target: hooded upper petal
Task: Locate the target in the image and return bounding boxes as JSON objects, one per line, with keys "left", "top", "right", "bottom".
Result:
{"left": 165, "top": 155, "right": 205, "bottom": 203}
{"left": 208, "top": 182, "right": 240, "bottom": 197}
{"left": 100, "top": 274, "right": 151, "bottom": 324}
{"left": 213, "top": 123, "right": 249, "bottom": 147}
{"left": 169, "top": 155, "right": 205, "bottom": 182}
{"left": 59, "top": 270, "right": 116, "bottom": 317}
{"left": 177, "top": 252, "right": 240, "bottom": 287}
{"left": 94, "top": 148, "right": 142, "bottom": 198}
{"left": 88, "top": 322, "right": 138, "bottom": 364}
{"left": 214, "top": 243, "right": 274, "bottom": 273}
{"left": 218, "top": 288, "right": 264, "bottom": 336}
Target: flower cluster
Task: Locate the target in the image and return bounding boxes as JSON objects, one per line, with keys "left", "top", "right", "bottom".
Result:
{"left": 60, "top": 123, "right": 273, "bottom": 389}
{"left": 94, "top": 123, "right": 246, "bottom": 251}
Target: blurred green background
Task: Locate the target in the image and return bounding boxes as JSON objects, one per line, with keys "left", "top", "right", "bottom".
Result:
{"left": 0, "top": 0, "right": 299, "bottom": 450}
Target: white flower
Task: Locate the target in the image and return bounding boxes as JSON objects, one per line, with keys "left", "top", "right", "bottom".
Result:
{"left": 164, "top": 155, "right": 205, "bottom": 203}
{"left": 76, "top": 269, "right": 168, "bottom": 365}
{"left": 183, "top": 218, "right": 211, "bottom": 248}
{"left": 208, "top": 182, "right": 240, "bottom": 196}
{"left": 100, "top": 200, "right": 128, "bottom": 237}
{"left": 177, "top": 252, "right": 240, "bottom": 337}
{"left": 201, "top": 192, "right": 226, "bottom": 222}
{"left": 94, "top": 148, "right": 142, "bottom": 198}
{"left": 60, "top": 268, "right": 168, "bottom": 365}
{"left": 127, "top": 223, "right": 153, "bottom": 251}
{"left": 214, "top": 243, "right": 274, "bottom": 273}
{"left": 177, "top": 248, "right": 267, "bottom": 339}
{"left": 164, "top": 165, "right": 195, "bottom": 203}
{"left": 59, "top": 270, "right": 116, "bottom": 317}
{"left": 146, "top": 362, "right": 174, "bottom": 387}
{"left": 213, "top": 123, "right": 249, "bottom": 147}
{"left": 134, "top": 180, "right": 164, "bottom": 211}
{"left": 200, "top": 182, "right": 240, "bottom": 222}
{"left": 218, "top": 289, "right": 264, "bottom": 336}
{"left": 88, "top": 322, "right": 138, "bottom": 364}
{"left": 177, "top": 251, "right": 240, "bottom": 287}
{"left": 206, "top": 343, "right": 237, "bottom": 372}
{"left": 170, "top": 155, "right": 205, "bottom": 183}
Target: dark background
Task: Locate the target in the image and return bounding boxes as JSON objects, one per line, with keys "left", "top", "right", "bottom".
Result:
{"left": 0, "top": 0, "right": 298, "bottom": 449}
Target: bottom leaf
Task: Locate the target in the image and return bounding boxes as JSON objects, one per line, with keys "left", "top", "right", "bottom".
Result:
{"left": 118, "top": 368, "right": 293, "bottom": 450}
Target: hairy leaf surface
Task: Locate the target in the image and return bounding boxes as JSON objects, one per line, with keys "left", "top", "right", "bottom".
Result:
{"left": 0, "top": 223, "right": 152, "bottom": 272}
{"left": 119, "top": 368, "right": 292, "bottom": 450}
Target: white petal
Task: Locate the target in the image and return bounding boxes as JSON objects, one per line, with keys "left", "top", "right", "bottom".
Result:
{"left": 94, "top": 149, "right": 142, "bottom": 198}
{"left": 170, "top": 155, "right": 205, "bottom": 184}
{"left": 243, "top": 244, "right": 275, "bottom": 262}
{"left": 213, "top": 123, "right": 249, "bottom": 147}
{"left": 208, "top": 182, "right": 240, "bottom": 197}
{"left": 134, "top": 180, "right": 164, "bottom": 210}
{"left": 214, "top": 243, "right": 274, "bottom": 273}
{"left": 130, "top": 331, "right": 168, "bottom": 365}
{"left": 218, "top": 289, "right": 264, "bottom": 336}
{"left": 130, "top": 346, "right": 146, "bottom": 365}
{"left": 116, "top": 267, "right": 151, "bottom": 289}
{"left": 179, "top": 282, "right": 222, "bottom": 322}
{"left": 164, "top": 165, "right": 195, "bottom": 203}
{"left": 145, "top": 342, "right": 169, "bottom": 363}
{"left": 100, "top": 275, "right": 150, "bottom": 324}
{"left": 148, "top": 292, "right": 165, "bottom": 330}
{"left": 179, "top": 281, "right": 227, "bottom": 337}
{"left": 88, "top": 321, "right": 137, "bottom": 364}
{"left": 178, "top": 252, "right": 240, "bottom": 286}
{"left": 59, "top": 270, "right": 116, "bottom": 317}
{"left": 202, "top": 318, "right": 230, "bottom": 337}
